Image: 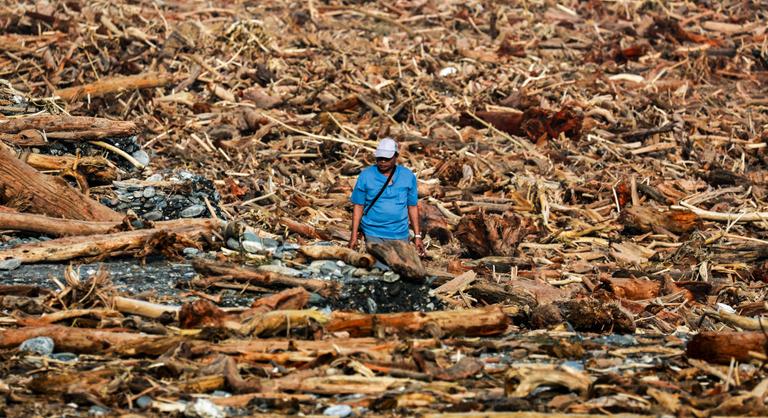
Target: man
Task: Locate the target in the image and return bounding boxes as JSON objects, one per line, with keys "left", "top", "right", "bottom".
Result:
{"left": 348, "top": 138, "right": 425, "bottom": 256}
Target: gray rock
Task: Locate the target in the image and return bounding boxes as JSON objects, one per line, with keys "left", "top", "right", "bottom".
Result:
{"left": 381, "top": 272, "right": 400, "bottom": 283}
{"left": 143, "top": 187, "right": 156, "bottom": 198}
{"left": 323, "top": 404, "right": 353, "bottom": 417}
{"left": 181, "top": 205, "right": 206, "bottom": 218}
{"left": 146, "top": 173, "right": 164, "bottom": 182}
{"left": 144, "top": 211, "right": 163, "bottom": 221}
{"left": 132, "top": 150, "right": 150, "bottom": 167}
{"left": 19, "top": 336, "right": 54, "bottom": 356}
{"left": 133, "top": 191, "right": 143, "bottom": 198}
{"left": 257, "top": 264, "right": 302, "bottom": 276}
{"left": 366, "top": 297, "right": 377, "bottom": 314}
{"left": 183, "top": 247, "right": 200, "bottom": 257}
{"left": 281, "top": 242, "right": 301, "bottom": 251}
{"left": 242, "top": 231, "right": 259, "bottom": 242}
{"left": 136, "top": 395, "right": 153, "bottom": 409}
{"left": 50, "top": 352, "right": 77, "bottom": 362}
{"left": 308, "top": 292, "right": 325, "bottom": 304}
{"left": 226, "top": 238, "right": 241, "bottom": 251}
{"left": 89, "top": 406, "right": 110, "bottom": 416}
{"left": 241, "top": 240, "right": 265, "bottom": 254}
{"left": 212, "top": 390, "right": 231, "bottom": 397}
{"left": 0, "top": 258, "right": 21, "bottom": 270}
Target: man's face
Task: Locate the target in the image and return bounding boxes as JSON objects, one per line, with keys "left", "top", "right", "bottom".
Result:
{"left": 376, "top": 154, "right": 397, "bottom": 173}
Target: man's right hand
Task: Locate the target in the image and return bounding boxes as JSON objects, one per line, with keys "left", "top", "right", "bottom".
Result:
{"left": 348, "top": 235, "right": 358, "bottom": 250}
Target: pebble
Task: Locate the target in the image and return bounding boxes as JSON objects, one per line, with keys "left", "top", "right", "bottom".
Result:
{"left": 241, "top": 240, "right": 265, "bottom": 254}
{"left": 282, "top": 242, "right": 301, "bottom": 251}
{"left": 146, "top": 173, "right": 164, "bottom": 182}
{"left": 380, "top": 272, "right": 400, "bottom": 283}
{"left": 366, "top": 297, "right": 377, "bottom": 314}
{"left": 0, "top": 258, "right": 21, "bottom": 270}
{"left": 19, "top": 336, "right": 54, "bottom": 356}
{"left": 183, "top": 247, "right": 200, "bottom": 257}
{"left": 181, "top": 205, "right": 206, "bottom": 218}
{"left": 144, "top": 210, "right": 163, "bottom": 221}
{"left": 258, "top": 264, "right": 302, "bottom": 276}
{"left": 226, "top": 238, "right": 241, "bottom": 251}
{"left": 143, "top": 187, "right": 156, "bottom": 198}
{"left": 50, "top": 352, "right": 78, "bottom": 362}
{"left": 136, "top": 395, "right": 153, "bottom": 409}
{"left": 184, "top": 398, "right": 226, "bottom": 418}
{"left": 89, "top": 406, "right": 110, "bottom": 416}
{"left": 131, "top": 150, "right": 150, "bottom": 167}
{"left": 323, "top": 404, "right": 353, "bottom": 417}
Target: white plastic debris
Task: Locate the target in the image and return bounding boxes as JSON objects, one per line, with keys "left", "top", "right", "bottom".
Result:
{"left": 184, "top": 398, "right": 226, "bottom": 418}
{"left": 438, "top": 67, "right": 458, "bottom": 77}
{"left": 716, "top": 302, "right": 736, "bottom": 314}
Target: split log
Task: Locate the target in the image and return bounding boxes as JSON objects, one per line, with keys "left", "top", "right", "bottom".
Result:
{"left": 0, "top": 142, "right": 122, "bottom": 221}
{"left": 326, "top": 306, "right": 510, "bottom": 337}
{"left": 0, "top": 219, "right": 221, "bottom": 263}
{"left": 619, "top": 205, "right": 700, "bottom": 235}
{"left": 367, "top": 239, "right": 427, "bottom": 281}
{"left": 54, "top": 72, "right": 174, "bottom": 102}
{"left": 0, "top": 114, "right": 138, "bottom": 142}
{"left": 299, "top": 245, "right": 376, "bottom": 268}
{"left": 192, "top": 259, "right": 339, "bottom": 297}
{"left": 686, "top": 331, "right": 767, "bottom": 364}
{"left": 455, "top": 212, "right": 529, "bottom": 258}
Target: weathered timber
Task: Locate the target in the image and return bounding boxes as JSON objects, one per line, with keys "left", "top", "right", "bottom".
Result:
{"left": 0, "top": 219, "right": 221, "bottom": 263}
{"left": 54, "top": 72, "right": 174, "bottom": 102}
{"left": 0, "top": 114, "right": 138, "bottom": 141}
{"left": 326, "top": 306, "right": 510, "bottom": 337}
{"left": 192, "top": 259, "right": 339, "bottom": 297}
{"left": 0, "top": 142, "right": 122, "bottom": 221}
{"left": 686, "top": 331, "right": 767, "bottom": 364}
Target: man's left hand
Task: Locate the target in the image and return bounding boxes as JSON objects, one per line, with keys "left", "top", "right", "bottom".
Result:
{"left": 414, "top": 237, "right": 426, "bottom": 257}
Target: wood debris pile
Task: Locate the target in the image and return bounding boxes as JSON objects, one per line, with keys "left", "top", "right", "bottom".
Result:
{"left": 1, "top": 0, "right": 768, "bottom": 416}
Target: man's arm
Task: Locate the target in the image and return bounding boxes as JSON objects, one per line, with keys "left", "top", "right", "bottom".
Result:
{"left": 349, "top": 204, "right": 364, "bottom": 249}
{"left": 407, "top": 205, "right": 425, "bottom": 256}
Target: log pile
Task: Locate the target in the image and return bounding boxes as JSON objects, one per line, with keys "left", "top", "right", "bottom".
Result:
{"left": 1, "top": 0, "right": 768, "bottom": 416}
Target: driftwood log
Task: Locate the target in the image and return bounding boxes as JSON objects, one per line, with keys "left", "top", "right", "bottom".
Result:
{"left": 0, "top": 142, "right": 121, "bottom": 221}
{"left": 0, "top": 219, "right": 221, "bottom": 263}
{"left": 54, "top": 72, "right": 174, "bottom": 102}
{"left": 0, "top": 114, "right": 138, "bottom": 142}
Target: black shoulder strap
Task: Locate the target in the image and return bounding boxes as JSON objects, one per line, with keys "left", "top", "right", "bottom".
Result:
{"left": 364, "top": 166, "right": 396, "bottom": 216}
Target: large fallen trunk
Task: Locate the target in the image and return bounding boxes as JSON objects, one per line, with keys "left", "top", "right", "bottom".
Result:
{"left": 326, "top": 306, "right": 510, "bottom": 337}
{"left": 54, "top": 72, "right": 174, "bottom": 102}
{"left": 0, "top": 142, "right": 122, "bottom": 221}
{"left": 455, "top": 212, "right": 528, "bottom": 258}
{"left": 0, "top": 219, "right": 221, "bottom": 263}
{"left": 192, "top": 259, "right": 339, "bottom": 297}
{"left": 0, "top": 212, "right": 218, "bottom": 237}
{"left": 0, "top": 325, "right": 180, "bottom": 355}
{"left": 0, "top": 114, "right": 138, "bottom": 142}
{"left": 686, "top": 331, "right": 767, "bottom": 364}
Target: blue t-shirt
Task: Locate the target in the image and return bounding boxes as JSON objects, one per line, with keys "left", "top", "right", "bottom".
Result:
{"left": 350, "top": 165, "right": 418, "bottom": 240}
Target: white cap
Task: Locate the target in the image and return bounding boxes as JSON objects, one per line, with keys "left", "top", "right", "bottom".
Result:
{"left": 374, "top": 137, "right": 398, "bottom": 158}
